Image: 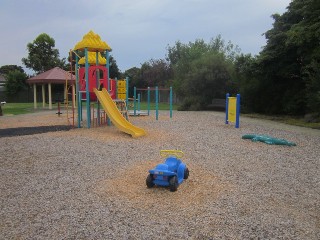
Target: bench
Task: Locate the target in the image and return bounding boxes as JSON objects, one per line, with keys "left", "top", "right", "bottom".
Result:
{"left": 206, "top": 98, "right": 226, "bottom": 111}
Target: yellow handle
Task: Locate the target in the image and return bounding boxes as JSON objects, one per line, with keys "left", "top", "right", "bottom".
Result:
{"left": 160, "top": 150, "right": 184, "bottom": 158}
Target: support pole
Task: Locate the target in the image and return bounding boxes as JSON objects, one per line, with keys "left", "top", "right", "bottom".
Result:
{"left": 156, "top": 86, "right": 159, "bottom": 120}
{"left": 85, "top": 48, "right": 90, "bottom": 128}
{"left": 106, "top": 50, "right": 111, "bottom": 126}
{"left": 138, "top": 93, "right": 141, "bottom": 112}
{"left": 42, "top": 84, "right": 45, "bottom": 108}
{"left": 72, "top": 84, "right": 76, "bottom": 108}
{"left": 33, "top": 84, "right": 37, "bottom": 109}
{"left": 96, "top": 52, "right": 100, "bottom": 126}
{"left": 48, "top": 83, "right": 52, "bottom": 110}
{"left": 133, "top": 86, "right": 137, "bottom": 116}
{"left": 225, "top": 93, "right": 229, "bottom": 124}
{"left": 235, "top": 94, "right": 241, "bottom": 128}
{"left": 147, "top": 87, "right": 150, "bottom": 116}
{"left": 170, "top": 86, "right": 173, "bottom": 118}
{"left": 76, "top": 53, "right": 81, "bottom": 128}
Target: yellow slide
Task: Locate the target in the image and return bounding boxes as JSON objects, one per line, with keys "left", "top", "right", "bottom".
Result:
{"left": 94, "top": 88, "right": 146, "bottom": 138}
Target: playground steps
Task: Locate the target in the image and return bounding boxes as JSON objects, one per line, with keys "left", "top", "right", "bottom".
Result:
{"left": 115, "top": 99, "right": 129, "bottom": 120}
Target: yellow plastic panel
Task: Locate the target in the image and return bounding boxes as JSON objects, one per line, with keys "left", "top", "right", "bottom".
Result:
{"left": 228, "top": 97, "right": 237, "bottom": 123}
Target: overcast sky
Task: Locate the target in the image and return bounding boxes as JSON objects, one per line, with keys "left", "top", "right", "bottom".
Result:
{"left": 0, "top": 0, "right": 291, "bottom": 74}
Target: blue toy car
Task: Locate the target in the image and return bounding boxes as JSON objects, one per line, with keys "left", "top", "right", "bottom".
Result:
{"left": 146, "top": 150, "right": 189, "bottom": 192}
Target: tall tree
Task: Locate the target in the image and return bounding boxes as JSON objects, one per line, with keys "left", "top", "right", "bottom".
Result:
{"left": 22, "top": 33, "right": 66, "bottom": 74}
{"left": 167, "top": 36, "right": 240, "bottom": 110}
{"left": 4, "top": 70, "right": 28, "bottom": 96}
{"left": 109, "top": 55, "right": 121, "bottom": 79}
{"left": 253, "top": 0, "right": 320, "bottom": 115}
{"left": 123, "top": 67, "right": 141, "bottom": 97}
{"left": 0, "top": 65, "right": 24, "bottom": 75}
{"left": 235, "top": 54, "right": 260, "bottom": 113}
{"left": 140, "top": 59, "right": 173, "bottom": 87}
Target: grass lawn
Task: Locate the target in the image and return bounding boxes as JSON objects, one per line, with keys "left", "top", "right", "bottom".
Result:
{"left": 1, "top": 102, "right": 178, "bottom": 116}
{"left": 1, "top": 103, "right": 35, "bottom": 115}
{"left": 2, "top": 103, "right": 319, "bottom": 130}
{"left": 243, "top": 113, "right": 320, "bottom": 129}
{"left": 128, "top": 102, "right": 178, "bottom": 111}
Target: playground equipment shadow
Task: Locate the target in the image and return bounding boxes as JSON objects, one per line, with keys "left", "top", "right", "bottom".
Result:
{"left": 0, "top": 125, "right": 72, "bottom": 138}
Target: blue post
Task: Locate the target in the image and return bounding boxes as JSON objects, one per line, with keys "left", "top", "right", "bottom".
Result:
{"left": 138, "top": 93, "right": 141, "bottom": 112}
{"left": 133, "top": 86, "right": 137, "bottom": 116}
{"left": 147, "top": 87, "right": 150, "bottom": 116}
{"left": 235, "top": 94, "right": 241, "bottom": 128}
{"left": 85, "top": 48, "right": 90, "bottom": 128}
{"left": 156, "top": 86, "right": 159, "bottom": 120}
{"left": 225, "top": 93, "right": 229, "bottom": 125}
{"left": 170, "top": 86, "right": 173, "bottom": 118}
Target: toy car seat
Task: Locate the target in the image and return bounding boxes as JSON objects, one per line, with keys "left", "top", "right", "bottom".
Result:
{"left": 165, "top": 157, "right": 181, "bottom": 172}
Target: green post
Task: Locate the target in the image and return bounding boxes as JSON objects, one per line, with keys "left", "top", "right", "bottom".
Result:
{"left": 106, "top": 50, "right": 111, "bottom": 126}
{"left": 133, "top": 86, "right": 137, "bottom": 116}
{"left": 76, "top": 53, "right": 81, "bottom": 128}
{"left": 235, "top": 94, "right": 241, "bottom": 128}
{"left": 156, "top": 86, "right": 159, "bottom": 120}
{"left": 147, "top": 87, "right": 150, "bottom": 116}
{"left": 170, "top": 86, "right": 173, "bottom": 118}
{"left": 96, "top": 52, "right": 100, "bottom": 125}
{"left": 85, "top": 48, "right": 90, "bottom": 128}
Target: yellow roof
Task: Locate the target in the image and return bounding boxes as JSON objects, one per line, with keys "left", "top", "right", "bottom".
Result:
{"left": 74, "top": 30, "right": 111, "bottom": 51}
{"left": 78, "top": 52, "right": 107, "bottom": 65}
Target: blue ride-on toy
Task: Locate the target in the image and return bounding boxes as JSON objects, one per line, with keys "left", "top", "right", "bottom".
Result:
{"left": 146, "top": 150, "right": 189, "bottom": 192}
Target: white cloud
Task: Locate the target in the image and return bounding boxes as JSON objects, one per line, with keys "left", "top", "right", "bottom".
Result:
{"left": 0, "top": 0, "right": 291, "bottom": 72}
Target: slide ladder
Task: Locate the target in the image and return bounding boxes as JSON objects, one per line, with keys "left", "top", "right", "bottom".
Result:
{"left": 94, "top": 88, "right": 146, "bottom": 138}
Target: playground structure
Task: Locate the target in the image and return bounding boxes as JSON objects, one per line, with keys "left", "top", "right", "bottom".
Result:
{"left": 225, "top": 93, "right": 240, "bottom": 128}
{"left": 71, "top": 30, "right": 146, "bottom": 137}
{"left": 131, "top": 86, "right": 174, "bottom": 120}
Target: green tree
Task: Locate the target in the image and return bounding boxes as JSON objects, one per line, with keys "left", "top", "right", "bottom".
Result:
{"left": 22, "top": 33, "right": 67, "bottom": 74}
{"left": 252, "top": 0, "right": 320, "bottom": 115}
{"left": 4, "top": 70, "right": 28, "bottom": 96}
{"left": 140, "top": 59, "right": 173, "bottom": 87}
{"left": 167, "top": 36, "right": 240, "bottom": 110}
{"left": 124, "top": 67, "right": 141, "bottom": 97}
{"left": 235, "top": 54, "right": 261, "bottom": 113}
{"left": 0, "top": 65, "right": 24, "bottom": 75}
{"left": 109, "top": 55, "right": 121, "bottom": 79}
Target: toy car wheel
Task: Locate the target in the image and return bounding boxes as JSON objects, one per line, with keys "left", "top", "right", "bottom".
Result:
{"left": 146, "top": 174, "right": 155, "bottom": 188}
{"left": 169, "top": 176, "right": 178, "bottom": 192}
{"left": 184, "top": 167, "right": 189, "bottom": 179}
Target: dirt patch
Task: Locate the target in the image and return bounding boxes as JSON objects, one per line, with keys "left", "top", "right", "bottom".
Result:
{"left": 93, "top": 160, "right": 231, "bottom": 210}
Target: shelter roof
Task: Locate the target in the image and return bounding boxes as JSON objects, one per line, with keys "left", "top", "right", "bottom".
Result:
{"left": 26, "top": 67, "right": 75, "bottom": 84}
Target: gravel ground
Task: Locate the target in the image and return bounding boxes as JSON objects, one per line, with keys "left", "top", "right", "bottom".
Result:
{"left": 0, "top": 110, "right": 319, "bottom": 239}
